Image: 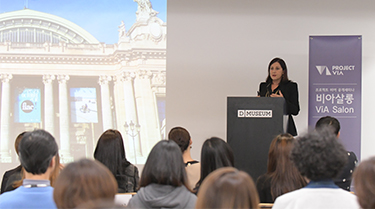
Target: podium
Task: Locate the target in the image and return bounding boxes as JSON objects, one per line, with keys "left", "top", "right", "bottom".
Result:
{"left": 227, "top": 97, "right": 287, "bottom": 181}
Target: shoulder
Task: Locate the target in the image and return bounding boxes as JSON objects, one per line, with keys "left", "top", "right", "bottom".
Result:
{"left": 123, "top": 163, "right": 138, "bottom": 176}
{"left": 260, "top": 82, "right": 268, "bottom": 87}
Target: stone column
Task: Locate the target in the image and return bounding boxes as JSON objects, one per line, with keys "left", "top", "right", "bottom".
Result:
{"left": 57, "top": 75, "right": 73, "bottom": 163}
{"left": 43, "top": 75, "right": 55, "bottom": 136}
{"left": 134, "top": 70, "right": 161, "bottom": 156}
{"left": 0, "top": 74, "right": 12, "bottom": 163}
{"left": 99, "top": 75, "right": 113, "bottom": 131}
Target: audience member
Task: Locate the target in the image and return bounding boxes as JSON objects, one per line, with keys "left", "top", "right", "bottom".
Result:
{"left": 0, "top": 132, "right": 26, "bottom": 194}
{"left": 168, "top": 126, "right": 200, "bottom": 190}
{"left": 196, "top": 167, "right": 260, "bottom": 209}
{"left": 0, "top": 129, "right": 58, "bottom": 209}
{"left": 127, "top": 140, "right": 196, "bottom": 209}
{"left": 273, "top": 128, "right": 360, "bottom": 209}
{"left": 353, "top": 156, "right": 375, "bottom": 209}
{"left": 53, "top": 158, "right": 118, "bottom": 209}
{"left": 256, "top": 133, "right": 306, "bottom": 203}
{"left": 94, "top": 129, "right": 139, "bottom": 193}
{"left": 194, "top": 137, "right": 234, "bottom": 194}
{"left": 315, "top": 116, "right": 358, "bottom": 191}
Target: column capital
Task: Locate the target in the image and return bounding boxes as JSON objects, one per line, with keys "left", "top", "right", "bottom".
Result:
{"left": 137, "top": 70, "right": 152, "bottom": 79}
{"left": 57, "top": 75, "right": 70, "bottom": 84}
{"left": 99, "top": 75, "right": 112, "bottom": 85}
{"left": 42, "top": 75, "right": 56, "bottom": 84}
{"left": 151, "top": 71, "right": 166, "bottom": 85}
{"left": 0, "top": 74, "right": 13, "bottom": 83}
{"left": 118, "top": 71, "right": 136, "bottom": 82}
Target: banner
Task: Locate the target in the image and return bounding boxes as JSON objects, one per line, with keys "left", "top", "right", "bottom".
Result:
{"left": 70, "top": 88, "right": 98, "bottom": 123}
{"left": 309, "top": 36, "right": 361, "bottom": 158}
{"left": 15, "top": 88, "right": 41, "bottom": 123}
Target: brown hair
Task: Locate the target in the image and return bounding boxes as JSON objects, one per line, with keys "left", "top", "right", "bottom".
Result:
{"left": 353, "top": 157, "right": 375, "bottom": 209}
{"left": 15, "top": 132, "right": 27, "bottom": 155}
{"left": 53, "top": 159, "right": 118, "bottom": 209}
{"left": 196, "top": 167, "right": 260, "bottom": 209}
{"left": 267, "top": 133, "right": 306, "bottom": 200}
{"left": 168, "top": 127, "right": 191, "bottom": 152}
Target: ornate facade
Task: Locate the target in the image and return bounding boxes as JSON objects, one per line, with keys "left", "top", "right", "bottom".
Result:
{"left": 0, "top": 2, "right": 166, "bottom": 164}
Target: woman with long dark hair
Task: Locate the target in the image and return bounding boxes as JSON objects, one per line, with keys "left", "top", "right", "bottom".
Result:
{"left": 256, "top": 133, "right": 306, "bottom": 203}
{"left": 127, "top": 140, "right": 196, "bottom": 209}
{"left": 94, "top": 129, "right": 139, "bottom": 193}
{"left": 194, "top": 137, "right": 234, "bottom": 194}
{"left": 258, "top": 58, "right": 300, "bottom": 136}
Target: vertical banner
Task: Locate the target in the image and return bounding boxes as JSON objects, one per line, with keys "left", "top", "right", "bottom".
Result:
{"left": 15, "top": 88, "right": 41, "bottom": 123}
{"left": 309, "top": 36, "right": 361, "bottom": 158}
{"left": 70, "top": 88, "right": 98, "bottom": 123}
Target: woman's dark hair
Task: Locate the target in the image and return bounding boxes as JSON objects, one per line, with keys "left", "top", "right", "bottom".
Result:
{"left": 139, "top": 140, "right": 189, "bottom": 188}
{"left": 353, "top": 156, "right": 375, "bottom": 209}
{"left": 94, "top": 129, "right": 130, "bottom": 177}
{"left": 291, "top": 128, "right": 347, "bottom": 181}
{"left": 168, "top": 126, "right": 190, "bottom": 152}
{"left": 266, "top": 57, "right": 289, "bottom": 83}
{"left": 267, "top": 133, "right": 306, "bottom": 200}
{"left": 53, "top": 159, "right": 117, "bottom": 209}
{"left": 195, "top": 137, "right": 234, "bottom": 190}
{"left": 196, "top": 167, "right": 260, "bottom": 209}
{"left": 315, "top": 116, "right": 340, "bottom": 136}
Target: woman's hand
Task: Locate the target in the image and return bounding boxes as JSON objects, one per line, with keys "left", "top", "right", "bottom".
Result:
{"left": 270, "top": 91, "right": 284, "bottom": 98}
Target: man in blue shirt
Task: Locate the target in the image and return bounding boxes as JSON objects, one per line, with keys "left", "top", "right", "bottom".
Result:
{"left": 0, "top": 129, "right": 58, "bottom": 209}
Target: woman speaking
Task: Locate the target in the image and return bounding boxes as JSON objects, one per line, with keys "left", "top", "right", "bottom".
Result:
{"left": 258, "top": 58, "right": 300, "bottom": 136}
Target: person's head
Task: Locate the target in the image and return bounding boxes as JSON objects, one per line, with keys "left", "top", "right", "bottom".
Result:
{"left": 53, "top": 159, "right": 118, "bottom": 209}
{"left": 168, "top": 126, "right": 191, "bottom": 153}
{"left": 140, "top": 140, "right": 188, "bottom": 188}
{"left": 267, "top": 133, "right": 306, "bottom": 200}
{"left": 291, "top": 128, "right": 347, "bottom": 181}
{"left": 15, "top": 131, "right": 27, "bottom": 156}
{"left": 266, "top": 57, "right": 289, "bottom": 83}
{"left": 196, "top": 167, "right": 259, "bottom": 209}
{"left": 197, "top": 137, "right": 234, "bottom": 188}
{"left": 353, "top": 157, "right": 375, "bottom": 209}
{"left": 94, "top": 129, "right": 128, "bottom": 176}
{"left": 315, "top": 116, "right": 340, "bottom": 136}
{"left": 18, "top": 129, "right": 58, "bottom": 175}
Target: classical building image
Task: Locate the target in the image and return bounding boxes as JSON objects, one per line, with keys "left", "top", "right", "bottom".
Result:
{"left": 0, "top": 0, "right": 166, "bottom": 164}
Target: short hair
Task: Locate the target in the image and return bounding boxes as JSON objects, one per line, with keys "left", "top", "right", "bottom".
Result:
{"left": 18, "top": 129, "right": 58, "bottom": 175}
{"left": 139, "top": 140, "right": 189, "bottom": 188}
{"left": 291, "top": 128, "right": 347, "bottom": 181}
{"left": 168, "top": 126, "right": 191, "bottom": 152}
{"left": 353, "top": 156, "right": 375, "bottom": 209}
{"left": 267, "top": 133, "right": 306, "bottom": 200}
{"left": 196, "top": 167, "right": 259, "bottom": 209}
{"left": 15, "top": 132, "right": 27, "bottom": 155}
{"left": 53, "top": 159, "right": 118, "bottom": 209}
{"left": 266, "top": 57, "right": 289, "bottom": 83}
{"left": 315, "top": 116, "right": 340, "bottom": 135}
{"left": 94, "top": 129, "right": 130, "bottom": 177}
{"left": 195, "top": 137, "right": 234, "bottom": 189}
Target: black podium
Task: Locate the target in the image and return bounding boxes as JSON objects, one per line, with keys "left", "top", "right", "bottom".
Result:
{"left": 227, "top": 97, "right": 287, "bottom": 181}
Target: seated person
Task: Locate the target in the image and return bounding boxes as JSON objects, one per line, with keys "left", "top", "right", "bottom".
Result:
{"left": 353, "top": 156, "right": 375, "bottom": 209}
{"left": 94, "top": 129, "right": 139, "bottom": 193}
{"left": 1, "top": 132, "right": 26, "bottom": 194}
{"left": 168, "top": 126, "right": 200, "bottom": 190}
{"left": 272, "top": 128, "right": 360, "bottom": 209}
{"left": 194, "top": 137, "right": 234, "bottom": 194}
{"left": 53, "top": 159, "right": 118, "bottom": 208}
{"left": 0, "top": 129, "right": 59, "bottom": 209}
{"left": 315, "top": 116, "right": 358, "bottom": 191}
{"left": 196, "top": 167, "right": 259, "bottom": 208}
{"left": 127, "top": 140, "right": 196, "bottom": 209}
{"left": 256, "top": 133, "right": 306, "bottom": 203}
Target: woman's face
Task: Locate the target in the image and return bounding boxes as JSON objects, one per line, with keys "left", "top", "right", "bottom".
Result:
{"left": 269, "top": 62, "right": 284, "bottom": 83}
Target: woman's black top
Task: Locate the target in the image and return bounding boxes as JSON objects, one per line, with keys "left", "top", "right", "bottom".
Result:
{"left": 258, "top": 80, "right": 300, "bottom": 136}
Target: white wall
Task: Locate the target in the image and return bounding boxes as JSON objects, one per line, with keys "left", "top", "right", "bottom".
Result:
{"left": 166, "top": 0, "right": 375, "bottom": 161}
